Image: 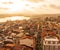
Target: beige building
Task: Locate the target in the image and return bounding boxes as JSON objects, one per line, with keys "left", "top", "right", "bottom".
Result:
{"left": 20, "top": 38, "right": 36, "bottom": 50}
{"left": 43, "top": 36, "right": 60, "bottom": 50}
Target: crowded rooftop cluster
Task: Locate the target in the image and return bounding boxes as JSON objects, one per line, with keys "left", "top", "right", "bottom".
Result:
{"left": 0, "top": 16, "right": 60, "bottom": 50}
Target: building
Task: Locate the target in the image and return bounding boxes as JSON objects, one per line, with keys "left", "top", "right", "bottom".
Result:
{"left": 43, "top": 36, "right": 60, "bottom": 50}
{"left": 20, "top": 38, "right": 36, "bottom": 50}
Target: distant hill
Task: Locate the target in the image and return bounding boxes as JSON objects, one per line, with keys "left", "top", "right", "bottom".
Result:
{"left": 0, "top": 14, "right": 60, "bottom": 19}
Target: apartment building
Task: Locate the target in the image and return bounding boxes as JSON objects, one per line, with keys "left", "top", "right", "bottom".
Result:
{"left": 43, "top": 36, "right": 60, "bottom": 50}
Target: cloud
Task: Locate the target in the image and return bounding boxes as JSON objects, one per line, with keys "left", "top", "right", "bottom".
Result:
{"left": 0, "top": 0, "right": 60, "bottom": 15}
{"left": 27, "top": 0, "right": 44, "bottom": 2}
{"left": 49, "top": 4, "right": 60, "bottom": 10}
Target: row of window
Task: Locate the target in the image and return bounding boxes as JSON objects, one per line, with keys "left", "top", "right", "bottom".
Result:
{"left": 44, "top": 41, "right": 60, "bottom": 44}
{"left": 43, "top": 45, "right": 60, "bottom": 50}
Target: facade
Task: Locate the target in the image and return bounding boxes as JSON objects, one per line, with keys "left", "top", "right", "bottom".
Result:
{"left": 43, "top": 36, "right": 60, "bottom": 50}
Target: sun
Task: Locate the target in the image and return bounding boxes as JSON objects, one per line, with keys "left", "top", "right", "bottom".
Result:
{"left": 0, "top": 0, "right": 39, "bottom": 13}
{"left": 10, "top": 0, "right": 25, "bottom": 12}
{"left": 0, "top": 0, "right": 29, "bottom": 13}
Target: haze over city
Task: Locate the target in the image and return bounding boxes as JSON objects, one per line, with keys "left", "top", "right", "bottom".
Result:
{"left": 0, "top": 0, "right": 60, "bottom": 50}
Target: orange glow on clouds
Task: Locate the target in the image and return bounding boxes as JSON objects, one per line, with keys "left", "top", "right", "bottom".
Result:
{"left": 0, "top": 0, "right": 60, "bottom": 14}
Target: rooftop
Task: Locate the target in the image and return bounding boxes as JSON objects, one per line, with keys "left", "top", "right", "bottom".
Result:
{"left": 44, "top": 36, "right": 59, "bottom": 41}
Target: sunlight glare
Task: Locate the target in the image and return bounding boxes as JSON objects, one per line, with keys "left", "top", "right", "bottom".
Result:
{"left": 0, "top": 16, "right": 30, "bottom": 22}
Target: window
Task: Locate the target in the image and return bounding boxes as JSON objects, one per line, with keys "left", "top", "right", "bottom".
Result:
{"left": 45, "top": 41, "right": 47, "bottom": 44}
{"left": 57, "top": 41, "right": 60, "bottom": 44}
{"left": 48, "top": 41, "right": 51, "bottom": 44}
{"left": 53, "top": 41, "right": 55, "bottom": 44}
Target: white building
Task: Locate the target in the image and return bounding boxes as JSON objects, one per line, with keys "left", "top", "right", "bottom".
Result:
{"left": 43, "top": 36, "right": 60, "bottom": 50}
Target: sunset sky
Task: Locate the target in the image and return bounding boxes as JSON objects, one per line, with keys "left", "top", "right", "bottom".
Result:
{"left": 0, "top": 0, "right": 60, "bottom": 15}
